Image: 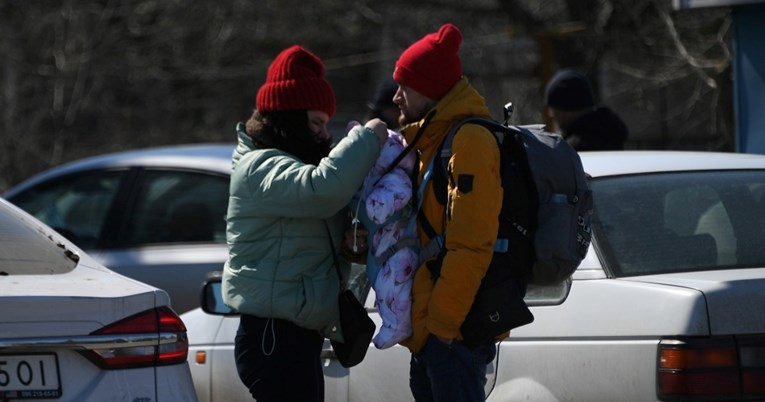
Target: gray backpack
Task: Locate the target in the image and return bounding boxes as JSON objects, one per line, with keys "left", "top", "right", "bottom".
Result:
{"left": 422, "top": 105, "right": 593, "bottom": 286}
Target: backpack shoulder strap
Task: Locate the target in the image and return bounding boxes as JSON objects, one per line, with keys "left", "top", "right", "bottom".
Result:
{"left": 378, "top": 110, "right": 437, "bottom": 179}
{"left": 418, "top": 116, "right": 508, "bottom": 264}
{"left": 431, "top": 117, "right": 505, "bottom": 205}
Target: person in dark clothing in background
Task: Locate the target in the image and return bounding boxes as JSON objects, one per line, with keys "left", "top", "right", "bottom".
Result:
{"left": 366, "top": 76, "right": 402, "bottom": 130}
{"left": 544, "top": 69, "right": 629, "bottom": 151}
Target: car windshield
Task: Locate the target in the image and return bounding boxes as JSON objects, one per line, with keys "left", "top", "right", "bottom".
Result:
{"left": 0, "top": 203, "right": 78, "bottom": 275}
{"left": 591, "top": 169, "right": 765, "bottom": 278}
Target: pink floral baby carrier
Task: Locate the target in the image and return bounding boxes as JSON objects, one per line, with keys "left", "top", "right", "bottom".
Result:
{"left": 351, "top": 128, "right": 419, "bottom": 349}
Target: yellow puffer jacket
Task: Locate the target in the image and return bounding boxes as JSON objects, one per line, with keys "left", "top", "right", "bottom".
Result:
{"left": 400, "top": 77, "right": 504, "bottom": 353}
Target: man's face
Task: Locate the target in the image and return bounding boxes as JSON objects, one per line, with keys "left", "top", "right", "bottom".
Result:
{"left": 393, "top": 84, "right": 435, "bottom": 126}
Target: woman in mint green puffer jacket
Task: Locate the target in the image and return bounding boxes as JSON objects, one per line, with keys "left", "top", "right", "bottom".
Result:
{"left": 223, "top": 118, "right": 385, "bottom": 340}
{"left": 223, "top": 110, "right": 387, "bottom": 402}
{"left": 222, "top": 44, "right": 388, "bottom": 402}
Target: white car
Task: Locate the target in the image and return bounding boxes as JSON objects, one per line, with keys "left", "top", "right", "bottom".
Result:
{"left": 183, "top": 151, "right": 765, "bottom": 402}
{"left": 0, "top": 197, "right": 198, "bottom": 401}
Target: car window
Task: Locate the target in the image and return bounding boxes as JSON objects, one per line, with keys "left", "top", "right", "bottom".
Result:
{"left": 122, "top": 170, "right": 229, "bottom": 246}
{"left": 0, "top": 203, "right": 78, "bottom": 274}
{"left": 8, "top": 171, "right": 123, "bottom": 249}
{"left": 591, "top": 170, "right": 765, "bottom": 277}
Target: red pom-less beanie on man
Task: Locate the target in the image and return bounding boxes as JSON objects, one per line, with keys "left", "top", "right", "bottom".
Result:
{"left": 256, "top": 45, "right": 336, "bottom": 117}
{"left": 393, "top": 23, "right": 463, "bottom": 100}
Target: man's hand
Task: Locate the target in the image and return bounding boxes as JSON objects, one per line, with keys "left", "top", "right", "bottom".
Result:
{"left": 436, "top": 335, "right": 453, "bottom": 346}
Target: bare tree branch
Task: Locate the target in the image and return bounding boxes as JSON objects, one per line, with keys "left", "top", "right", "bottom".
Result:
{"left": 655, "top": 1, "right": 728, "bottom": 88}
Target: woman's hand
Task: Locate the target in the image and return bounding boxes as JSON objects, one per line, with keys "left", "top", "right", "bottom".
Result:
{"left": 364, "top": 118, "right": 389, "bottom": 146}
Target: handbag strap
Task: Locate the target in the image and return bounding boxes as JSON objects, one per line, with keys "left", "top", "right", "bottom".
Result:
{"left": 323, "top": 221, "right": 344, "bottom": 288}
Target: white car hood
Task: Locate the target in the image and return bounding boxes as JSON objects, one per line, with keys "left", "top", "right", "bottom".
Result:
{"left": 623, "top": 268, "right": 765, "bottom": 335}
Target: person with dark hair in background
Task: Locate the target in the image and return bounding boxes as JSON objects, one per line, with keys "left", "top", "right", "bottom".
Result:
{"left": 222, "top": 44, "right": 388, "bottom": 402}
{"left": 392, "top": 23, "right": 505, "bottom": 402}
{"left": 544, "top": 69, "right": 629, "bottom": 151}
{"left": 366, "top": 76, "right": 402, "bottom": 130}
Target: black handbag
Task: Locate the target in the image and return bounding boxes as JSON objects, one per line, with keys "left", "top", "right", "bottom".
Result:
{"left": 325, "top": 223, "right": 376, "bottom": 368}
{"left": 332, "top": 289, "right": 376, "bottom": 367}
{"left": 459, "top": 277, "right": 534, "bottom": 349}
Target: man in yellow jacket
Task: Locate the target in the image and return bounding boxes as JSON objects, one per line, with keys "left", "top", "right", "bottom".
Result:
{"left": 392, "top": 23, "right": 505, "bottom": 402}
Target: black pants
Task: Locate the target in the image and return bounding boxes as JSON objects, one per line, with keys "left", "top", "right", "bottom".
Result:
{"left": 235, "top": 314, "right": 325, "bottom": 401}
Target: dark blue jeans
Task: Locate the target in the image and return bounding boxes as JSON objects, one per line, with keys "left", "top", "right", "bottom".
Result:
{"left": 234, "top": 314, "right": 324, "bottom": 402}
{"left": 409, "top": 335, "right": 497, "bottom": 402}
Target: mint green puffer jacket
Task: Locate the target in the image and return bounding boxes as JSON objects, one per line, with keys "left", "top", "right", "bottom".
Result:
{"left": 223, "top": 123, "right": 380, "bottom": 342}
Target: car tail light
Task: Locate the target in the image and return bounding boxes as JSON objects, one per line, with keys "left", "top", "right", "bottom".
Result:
{"left": 658, "top": 336, "right": 765, "bottom": 401}
{"left": 739, "top": 337, "right": 765, "bottom": 396}
{"left": 81, "top": 306, "right": 189, "bottom": 369}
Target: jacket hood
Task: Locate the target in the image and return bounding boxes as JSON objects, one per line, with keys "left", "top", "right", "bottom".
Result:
{"left": 565, "top": 107, "right": 629, "bottom": 151}
{"left": 232, "top": 122, "right": 256, "bottom": 169}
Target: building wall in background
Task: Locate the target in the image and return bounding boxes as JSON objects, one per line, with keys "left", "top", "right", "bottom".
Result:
{"left": 733, "top": 4, "right": 765, "bottom": 153}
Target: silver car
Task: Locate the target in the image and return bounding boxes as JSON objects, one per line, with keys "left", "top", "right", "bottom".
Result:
{"left": 0, "top": 197, "right": 198, "bottom": 401}
{"left": 183, "top": 151, "right": 765, "bottom": 402}
{"left": 3, "top": 144, "right": 234, "bottom": 314}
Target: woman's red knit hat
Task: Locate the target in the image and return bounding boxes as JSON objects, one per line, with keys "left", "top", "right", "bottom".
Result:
{"left": 256, "top": 45, "right": 336, "bottom": 117}
{"left": 393, "top": 23, "right": 463, "bottom": 100}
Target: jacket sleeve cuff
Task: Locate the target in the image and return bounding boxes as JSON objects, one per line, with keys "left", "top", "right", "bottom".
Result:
{"left": 425, "top": 317, "right": 460, "bottom": 340}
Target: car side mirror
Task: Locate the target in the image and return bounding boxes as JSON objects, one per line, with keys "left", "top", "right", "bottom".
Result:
{"left": 200, "top": 270, "right": 238, "bottom": 316}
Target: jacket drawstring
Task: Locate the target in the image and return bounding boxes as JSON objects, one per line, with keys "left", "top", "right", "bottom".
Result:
{"left": 261, "top": 318, "right": 276, "bottom": 356}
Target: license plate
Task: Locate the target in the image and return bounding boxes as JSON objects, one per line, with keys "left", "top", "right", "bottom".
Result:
{"left": 0, "top": 354, "right": 61, "bottom": 399}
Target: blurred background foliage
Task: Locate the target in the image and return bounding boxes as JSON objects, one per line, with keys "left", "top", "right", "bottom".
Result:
{"left": 0, "top": 0, "right": 732, "bottom": 191}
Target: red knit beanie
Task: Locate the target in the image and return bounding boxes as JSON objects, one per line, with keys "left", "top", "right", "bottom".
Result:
{"left": 256, "top": 45, "right": 336, "bottom": 117}
{"left": 393, "top": 24, "right": 463, "bottom": 100}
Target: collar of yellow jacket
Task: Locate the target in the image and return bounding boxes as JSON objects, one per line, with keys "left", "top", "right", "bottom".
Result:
{"left": 401, "top": 77, "right": 493, "bottom": 153}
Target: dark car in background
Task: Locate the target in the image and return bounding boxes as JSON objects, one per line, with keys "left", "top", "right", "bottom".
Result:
{"left": 2, "top": 144, "right": 234, "bottom": 313}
